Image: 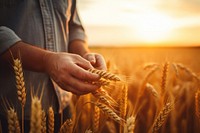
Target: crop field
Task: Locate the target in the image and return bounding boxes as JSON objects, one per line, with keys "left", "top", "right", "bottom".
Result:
{"left": 2, "top": 46, "right": 200, "bottom": 133}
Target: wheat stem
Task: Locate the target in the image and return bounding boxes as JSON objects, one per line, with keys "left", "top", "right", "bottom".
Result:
{"left": 195, "top": 90, "right": 200, "bottom": 120}
{"left": 120, "top": 84, "right": 128, "bottom": 133}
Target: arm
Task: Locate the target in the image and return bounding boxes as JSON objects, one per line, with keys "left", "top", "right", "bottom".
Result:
{"left": 0, "top": 26, "right": 100, "bottom": 95}
{"left": 68, "top": 1, "right": 106, "bottom": 70}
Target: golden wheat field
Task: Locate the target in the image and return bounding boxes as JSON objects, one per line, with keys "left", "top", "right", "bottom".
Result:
{"left": 2, "top": 46, "right": 200, "bottom": 133}
{"left": 89, "top": 46, "right": 200, "bottom": 133}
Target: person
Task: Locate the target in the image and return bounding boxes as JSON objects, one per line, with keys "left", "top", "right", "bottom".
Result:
{"left": 0, "top": 0, "right": 106, "bottom": 132}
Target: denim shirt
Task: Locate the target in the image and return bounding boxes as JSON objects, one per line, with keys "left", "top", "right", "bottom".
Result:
{"left": 0, "top": 0, "right": 87, "bottom": 118}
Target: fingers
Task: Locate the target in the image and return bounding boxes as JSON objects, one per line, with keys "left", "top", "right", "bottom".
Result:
{"left": 95, "top": 54, "right": 107, "bottom": 70}
{"left": 57, "top": 74, "right": 100, "bottom": 95}
{"left": 73, "top": 54, "right": 94, "bottom": 70}
{"left": 83, "top": 53, "right": 107, "bottom": 70}
{"left": 70, "top": 63, "right": 100, "bottom": 81}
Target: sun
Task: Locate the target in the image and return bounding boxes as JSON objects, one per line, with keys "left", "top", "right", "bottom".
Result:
{"left": 133, "top": 11, "right": 174, "bottom": 44}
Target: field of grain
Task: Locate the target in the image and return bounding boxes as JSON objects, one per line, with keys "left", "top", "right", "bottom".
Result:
{"left": 3, "top": 46, "right": 200, "bottom": 133}
{"left": 89, "top": 46, "right": 200, "bottom": 133}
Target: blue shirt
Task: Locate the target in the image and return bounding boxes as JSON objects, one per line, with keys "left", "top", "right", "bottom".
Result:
{"left": 0, "top": 0, "right": 87, "bottom": 118}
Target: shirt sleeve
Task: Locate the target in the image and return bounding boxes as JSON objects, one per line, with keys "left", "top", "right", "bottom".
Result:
{"left": 0, "top": 26, "right": 21, "bottom": 55}
{"left": 69, "top": 0, "right": 88, "bottom": 43}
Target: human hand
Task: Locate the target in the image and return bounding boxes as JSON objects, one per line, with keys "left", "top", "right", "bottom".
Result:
{"left": 44, "top": 52, "right": 100, "bottom": 95}
{"left": 83, "top": 53, "right": 107, "bottom": 70}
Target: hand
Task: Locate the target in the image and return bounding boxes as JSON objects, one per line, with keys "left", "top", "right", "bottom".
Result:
{"left": 44, "top": 52, "right": 100, "bottom": 95}
{"left": 83, "top": 53, "right": 107, "bottom": 70}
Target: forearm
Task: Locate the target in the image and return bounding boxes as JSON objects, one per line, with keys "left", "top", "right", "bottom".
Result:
{"left": 68, "top": 40, "right": 90, "bottom": 57}
{"left": 1, "top": 41, "right": 53, "bottom": 72}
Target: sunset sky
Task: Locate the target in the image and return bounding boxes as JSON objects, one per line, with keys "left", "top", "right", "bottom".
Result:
{"left": 77, "top": 0, "right": 200, "bottom": 46}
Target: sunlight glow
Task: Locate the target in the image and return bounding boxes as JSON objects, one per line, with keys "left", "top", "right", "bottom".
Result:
{"left": 133, "top": 11, "right": 174, "bottom": 43}
{"left": 78, "top": 0, "right": 200, "bottom": 46}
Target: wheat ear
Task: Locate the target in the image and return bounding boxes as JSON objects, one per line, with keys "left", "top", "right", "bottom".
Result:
{"left": 13, "top": 58, "right": 26, "bottom": 133}
{"left": 88, "top": 69, "right": 121, "bottom": 81}
{"left": 48, "top": 107, "right": 54, "bottom": 133}
{"left": 92, "top": 90, "right": 113, "bottom": 108}
{"left": 59, "top": 119, "right": 73, "bottom": 133}
{"left": 95, "top": 102, "right": 124, "bottom": 124}
{"left": 41, "top": 110, "right": 46, "bottom": 133}
{"left": 92, "top": 79, "right": 110, "bottom": 86}
{"left": 7, "top": 108, "right": 21, "bottom": 133}
{"left": 30, "top": 96, "right": 42, "bottom": 133}
{"left": 146, "top": 83, "right": 159, "bottom": 98}
{"left": 85, "top": 129, "right": 93, "bottom": 133}
{"left": 143, "top": 63, "right": 159, "bottom": 70}
{"left": 152, "top": 102, "right": 174, "bottom": 133}
{"left": 175, "top": 63, "right": 200, "bottom": 82}
{"left": 160, "top": 62, "right": 169, "bottom": 96}
{"left": 120, "top": 84, "right": 128, "bottom": 133}
{"left": 124, "top": 116, "right": 135, "bottom": 133}
{"left": 13, "top": 58, "right": 26, "bottom": 106}
{"left": 93, "top": 106, "right": 100, "bottom": 132}
{"left": 195, "top": 90, "right": 200, "bottom": 120}
{"left": 92, "top": 88, "right": 118, "bottom": 108}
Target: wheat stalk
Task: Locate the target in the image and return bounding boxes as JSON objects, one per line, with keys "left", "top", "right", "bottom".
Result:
{"left": 120, "top": 84, "right": 128, "bottom": 133}
{"left": 195, "top": 90, "right": 200, "bottom": 120}
{"left": 59, "top": 119, "right": 73, "bottom": 133}
{"left": 13, "top": 58, "right": 26, "bottom": 133}
{"left": 88, "top": 69, "right": 121, "bottom": 81}
{"left": 7, "top": 108, "right": 21, "bottom": 133}
{"left": 48, "top": 107, "right": 54, "bottom": 133}
{"left": 152, "top": 102, "right": 174, "bottom": 133}
{"left": 124, "top": 116, "right": 135, "bottom": 133}
{"left": 95, "top": 102, "right": 124, "bottom": 124}
{"left": 30, "top": 96, "right": 42, "bottom": 133}
{"left": 93, "top": 106, "right": 100, "bottom": 132}
{"left": 41, "top": 110, "right": 46, "bottom": 133}
{"left": 134, "top": 66, "right": 159, "bottom": 115}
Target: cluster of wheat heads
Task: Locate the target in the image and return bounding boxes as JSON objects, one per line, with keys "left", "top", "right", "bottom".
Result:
{"left": 128, "top": 62, "right": 200, "bottom": 133}
{"left": 4, "top": 57, "right": 73, "bottom": 133}
{"left": 2, "top": 56, "right": 200, "bottom": 133}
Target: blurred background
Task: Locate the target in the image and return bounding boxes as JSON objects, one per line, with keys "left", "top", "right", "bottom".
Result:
{"left": 77, "top": 0, "right": 200, "bottom": 47}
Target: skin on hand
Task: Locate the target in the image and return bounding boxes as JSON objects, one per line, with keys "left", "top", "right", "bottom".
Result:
{"left": 83, "top": 53, "right": 107, "bottom": 70}
{"left": 44, "top": 52, "right": 101, "bottom": 95}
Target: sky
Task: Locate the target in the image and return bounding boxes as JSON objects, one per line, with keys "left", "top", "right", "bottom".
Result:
{"left": 77, "top": 0, "right": 200, "bottom": 46}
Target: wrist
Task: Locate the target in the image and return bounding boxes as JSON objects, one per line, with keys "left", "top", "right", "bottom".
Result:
{"left": 68, "top": 40, "right": 90, "bottom": 57}
{"left": 42, "top": 51, "right": 56, "bottom": 73}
